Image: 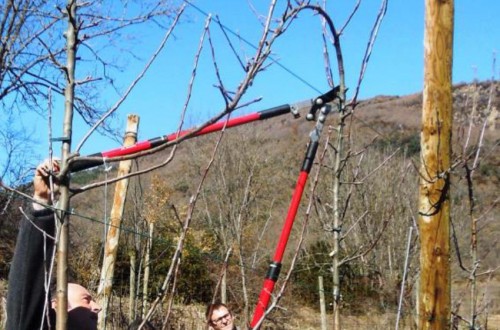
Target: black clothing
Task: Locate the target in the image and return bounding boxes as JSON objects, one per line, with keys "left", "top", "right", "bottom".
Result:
{"left": 6, "top": 206, "right": 56, "bottom": 330}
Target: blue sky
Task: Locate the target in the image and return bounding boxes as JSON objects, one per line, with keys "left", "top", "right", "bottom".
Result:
{"left": 6, "top": 0, "right": 500, "bottom": 177}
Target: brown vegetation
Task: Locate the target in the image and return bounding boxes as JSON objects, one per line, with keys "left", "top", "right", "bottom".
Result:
{"left": 1, "top": 81, "right": 498, "bottom": 329}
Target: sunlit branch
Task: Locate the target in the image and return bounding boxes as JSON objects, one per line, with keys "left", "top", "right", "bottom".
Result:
{"left": 75, "top": 4, "right": 186, "bottom": 153}
{"left": 351, "top": 0, "right": 388, "bottom": 105}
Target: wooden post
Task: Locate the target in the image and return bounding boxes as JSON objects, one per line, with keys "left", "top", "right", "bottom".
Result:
{"left": 418, "top": 0, "right": 454, "bottom": 329}
{"left": 97, "top": 114, "right": 139, "bottom": 329}
{"left": 319, "top": 276, "right": 327, "bottom": 330}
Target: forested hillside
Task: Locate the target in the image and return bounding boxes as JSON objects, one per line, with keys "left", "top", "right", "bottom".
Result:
{"left": 1, "top": 81, "right": 498, "bottom": 329}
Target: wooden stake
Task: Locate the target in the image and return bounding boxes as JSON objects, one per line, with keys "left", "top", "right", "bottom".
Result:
{"left": 97, "top": 114, "right": 139, "bottom": 329}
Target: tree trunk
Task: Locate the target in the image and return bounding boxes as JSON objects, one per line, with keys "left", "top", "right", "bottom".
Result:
{"left": 97, "top": 114, "right": 139, "bottom": 329}
{"left": 418, "top": 0, "right": 454, "bottom": 329}
{"left": 319, "top": 276, "right": 327, "bottom": 330}
{"left": 396, "top": 227, "right": 414, "bottom": 330}
{"left": 129, "top": 248, "right": 137, "bottom": 323}
{"left": 56, "top": 1, "right": 78, "bottom": 328}
{"left": 238, "top": 248, "right": 249, "bottom": 325}
{"left": 332, "top": 117, "right": 345, "bottom": 330}
{"left": 142, "top": 222, "right": 154, "bottom": 318}
{"left": 221, "top": 270, "right": 227, "bottom": 304}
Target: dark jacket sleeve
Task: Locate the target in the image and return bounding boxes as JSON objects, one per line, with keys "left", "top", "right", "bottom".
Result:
{"left": 6, "top": 206, "right": 56, "bottom": 330}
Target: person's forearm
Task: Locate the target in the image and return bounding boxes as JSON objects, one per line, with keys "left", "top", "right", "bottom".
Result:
{"left": 6, "top": 206, "right": 56, "bottom": 330}
{"left": 32, "top": 195, "right": 51, "bottom": 211}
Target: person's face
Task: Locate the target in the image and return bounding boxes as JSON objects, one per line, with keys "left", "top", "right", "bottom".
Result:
{"left": 210, "top": 306, "right": 234, "bottom": 330}
{"left": 67, "top": 283, "right": 101, "bottom": 313}
{"left": 66, "top": 283, "right": 101, "bottom": 330}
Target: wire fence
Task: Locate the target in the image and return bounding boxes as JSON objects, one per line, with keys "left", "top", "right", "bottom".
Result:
{"left": 1, "top": 175, "right": 498, "bottom": 329}
{"left": 2, "top": 291, "right": 496, "bottom": 330}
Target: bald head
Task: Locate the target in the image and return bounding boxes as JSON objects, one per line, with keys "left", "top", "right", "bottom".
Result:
{"left": 51, "top": 283, "right": 102, "bottom": 330}
{"left": 67, "top": 283, "right": 101, "bottom": 313}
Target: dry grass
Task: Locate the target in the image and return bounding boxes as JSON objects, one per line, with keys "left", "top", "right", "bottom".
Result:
{"left": 288, "top": 305, "right": 500, "bottom": 329}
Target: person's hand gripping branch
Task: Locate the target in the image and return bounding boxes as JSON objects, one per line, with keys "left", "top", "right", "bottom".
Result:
{"left": 33, "top": 158, "right": 61, "bottom": 211}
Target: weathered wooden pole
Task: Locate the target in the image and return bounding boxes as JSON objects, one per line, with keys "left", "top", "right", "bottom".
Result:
{"left": 418, "top": 0, "right": 454, "bottom": 329}
{"left": 97, "top": 114, "right": 139, "bottom": 329}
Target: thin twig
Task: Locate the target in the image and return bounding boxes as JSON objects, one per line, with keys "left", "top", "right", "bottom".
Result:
{"left": 75, "top": 4, "right": 186, "bottom": 153}
{"left": 351, "top": 0, "right": 388, "bottom": 105}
